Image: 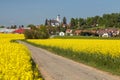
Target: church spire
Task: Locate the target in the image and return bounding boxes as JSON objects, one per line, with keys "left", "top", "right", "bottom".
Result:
{"left": 56, "top": 14, "right": 61, "bottom": 23}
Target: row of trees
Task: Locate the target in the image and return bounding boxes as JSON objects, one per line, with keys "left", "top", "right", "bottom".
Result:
{"left": 0, "top": 25, "right": 5, "bottom": 28}
{"left": 44, "top": 13, "right": 120, "bottom": 32}
{"left": 70, "top": 13, "right": 120, "bottom": 29}
{"left": 0, "top": 25, "right": 24, "bottom": 29}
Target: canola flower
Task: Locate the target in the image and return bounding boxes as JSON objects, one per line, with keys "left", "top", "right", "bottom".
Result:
{"left": 27, "top": 39, "right": 120, "bottom": 57}
{"left": 0, "top": 34, "right": 42, "bottom": 80}
{"left": 0, "top": 33, "right": 24, "bottom": 39}
{"left": 27, "top": 39, "right": 120, "bottom": 73}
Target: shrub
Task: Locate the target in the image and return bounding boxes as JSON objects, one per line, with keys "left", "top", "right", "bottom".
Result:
{"left": 24, "top": 25, "right": 49, "bottom": 39}
{"left": 80, "top": 31, "right": 98, "bottom": 36}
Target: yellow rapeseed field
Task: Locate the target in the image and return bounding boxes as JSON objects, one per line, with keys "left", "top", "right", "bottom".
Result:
{"left": 28, "top": 39, "right": 120, "bottom": 58}
{"left": 0, "top": 34, "right": 42, "bottom": 80}
{"left": 27, "top": 39, "right": 120, "bottom": 74}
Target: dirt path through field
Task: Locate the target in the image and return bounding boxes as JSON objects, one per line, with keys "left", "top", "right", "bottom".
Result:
{"left": 18, "top": 41, "right": 120, "bottom": 80}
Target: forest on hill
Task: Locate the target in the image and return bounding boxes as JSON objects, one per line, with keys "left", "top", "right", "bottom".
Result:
{"left": 70, "top": 13, "right": 120, "bottom": 29}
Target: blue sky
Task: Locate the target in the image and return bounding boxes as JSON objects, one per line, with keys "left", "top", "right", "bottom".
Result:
{"left": 0, "top": 0, "right": 120, "bottom": 26}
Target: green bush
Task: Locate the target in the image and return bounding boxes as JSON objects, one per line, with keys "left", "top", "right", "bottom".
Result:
{"left": 24, "top": 25, "right": 49, "bottom": 39}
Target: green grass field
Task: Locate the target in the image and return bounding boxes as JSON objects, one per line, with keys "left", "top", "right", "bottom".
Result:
{"left": 53, "top": 36, "right": 120, "bottom": 40}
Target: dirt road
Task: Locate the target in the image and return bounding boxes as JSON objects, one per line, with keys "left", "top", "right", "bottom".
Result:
{"left": 18, "top": 41, "right": 120, "bottom": 80}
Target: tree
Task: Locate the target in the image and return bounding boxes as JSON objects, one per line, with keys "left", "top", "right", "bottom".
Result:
{"left": 24, "top": 25, "right": 49, "bottom": 39}
{"left": 21, "top": 25, "right": 24, "bottom": 28}
{"left": 79, "top": 18, "right": 86, "bottom": 29}
{"left": 11, "top": 25, "right": 17, "bottom": 29}
{"left": 75, "top": 18, "right": 79, "bottom": 28}
{"left": 97, "top": 17, "right": 103, "bottom": 26}
{"left": 117, "top": 16, "right": 120, "bottom": 28}
{"left": 0, "top": 25, "right": 5, "bottom": 28}
{"left": 63, "top": 17, "right": 67, "bottom": 25}
{"left": 39, "top": 25, "right": 49, "bottom": 39}
{"left": 70, "top": 18, "right": 75, "bottom": 29}
{"left": 27, "top": 24, "right": 36, "bottom": 30}
{"left": 45, "top": 19, "right": 48, "bottom": 26}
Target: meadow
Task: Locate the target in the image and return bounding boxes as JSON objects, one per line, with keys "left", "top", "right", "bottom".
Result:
{"left": 27, "top": 38, "right": 120, "bottom": 75}
{"left": 0, "top": 34, "right": 42, "bottom": 80}
{"left": 53, "top": 36, "right": 120, "bottom": 39}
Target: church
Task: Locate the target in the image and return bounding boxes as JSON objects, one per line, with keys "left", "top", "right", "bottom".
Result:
{"left": 45, "top": 15, "right": 61, "bottom": 27}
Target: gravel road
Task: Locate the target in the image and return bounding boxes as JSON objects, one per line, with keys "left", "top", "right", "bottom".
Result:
{"left": 18, "top": 41, "right": 120, "bottom": 80}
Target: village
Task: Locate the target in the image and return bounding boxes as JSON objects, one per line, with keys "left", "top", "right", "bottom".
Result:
{"left": 1, "top": 15, "right": 120, "bottom": 38}
{"left": 0, "top": 25, "right": 120, "bottom": 38}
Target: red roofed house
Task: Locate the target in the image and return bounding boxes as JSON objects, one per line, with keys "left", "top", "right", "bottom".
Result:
{"left": 74, "top": 30, "right": 82, "bottom": 35}
{"left": 13, "top": 28, "right": 24, "bottom": 34}
{"left": 66, "top": 29, "right": 73, "bottom": 36}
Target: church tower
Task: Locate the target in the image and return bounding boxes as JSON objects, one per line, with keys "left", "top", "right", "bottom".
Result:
{"left": 56, "top": 15, "right": 61, "bottom": 23}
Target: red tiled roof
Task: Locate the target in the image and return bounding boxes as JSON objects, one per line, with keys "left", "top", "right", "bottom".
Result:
{"left": 13, "top": 29, "right": 24, "bottom": 34}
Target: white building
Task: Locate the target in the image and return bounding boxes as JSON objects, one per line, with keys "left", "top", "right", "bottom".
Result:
{"left": 0, "top": 28, "right": 15, "bottom": 33}
{"left": 59, "top": 32, "right": 65, "bottom": 36}
{"left": 47, "top": 15, "right": 61, "bottom": 27}
{"left": 56, "top": 15, "right": 61, "bottom": 23}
